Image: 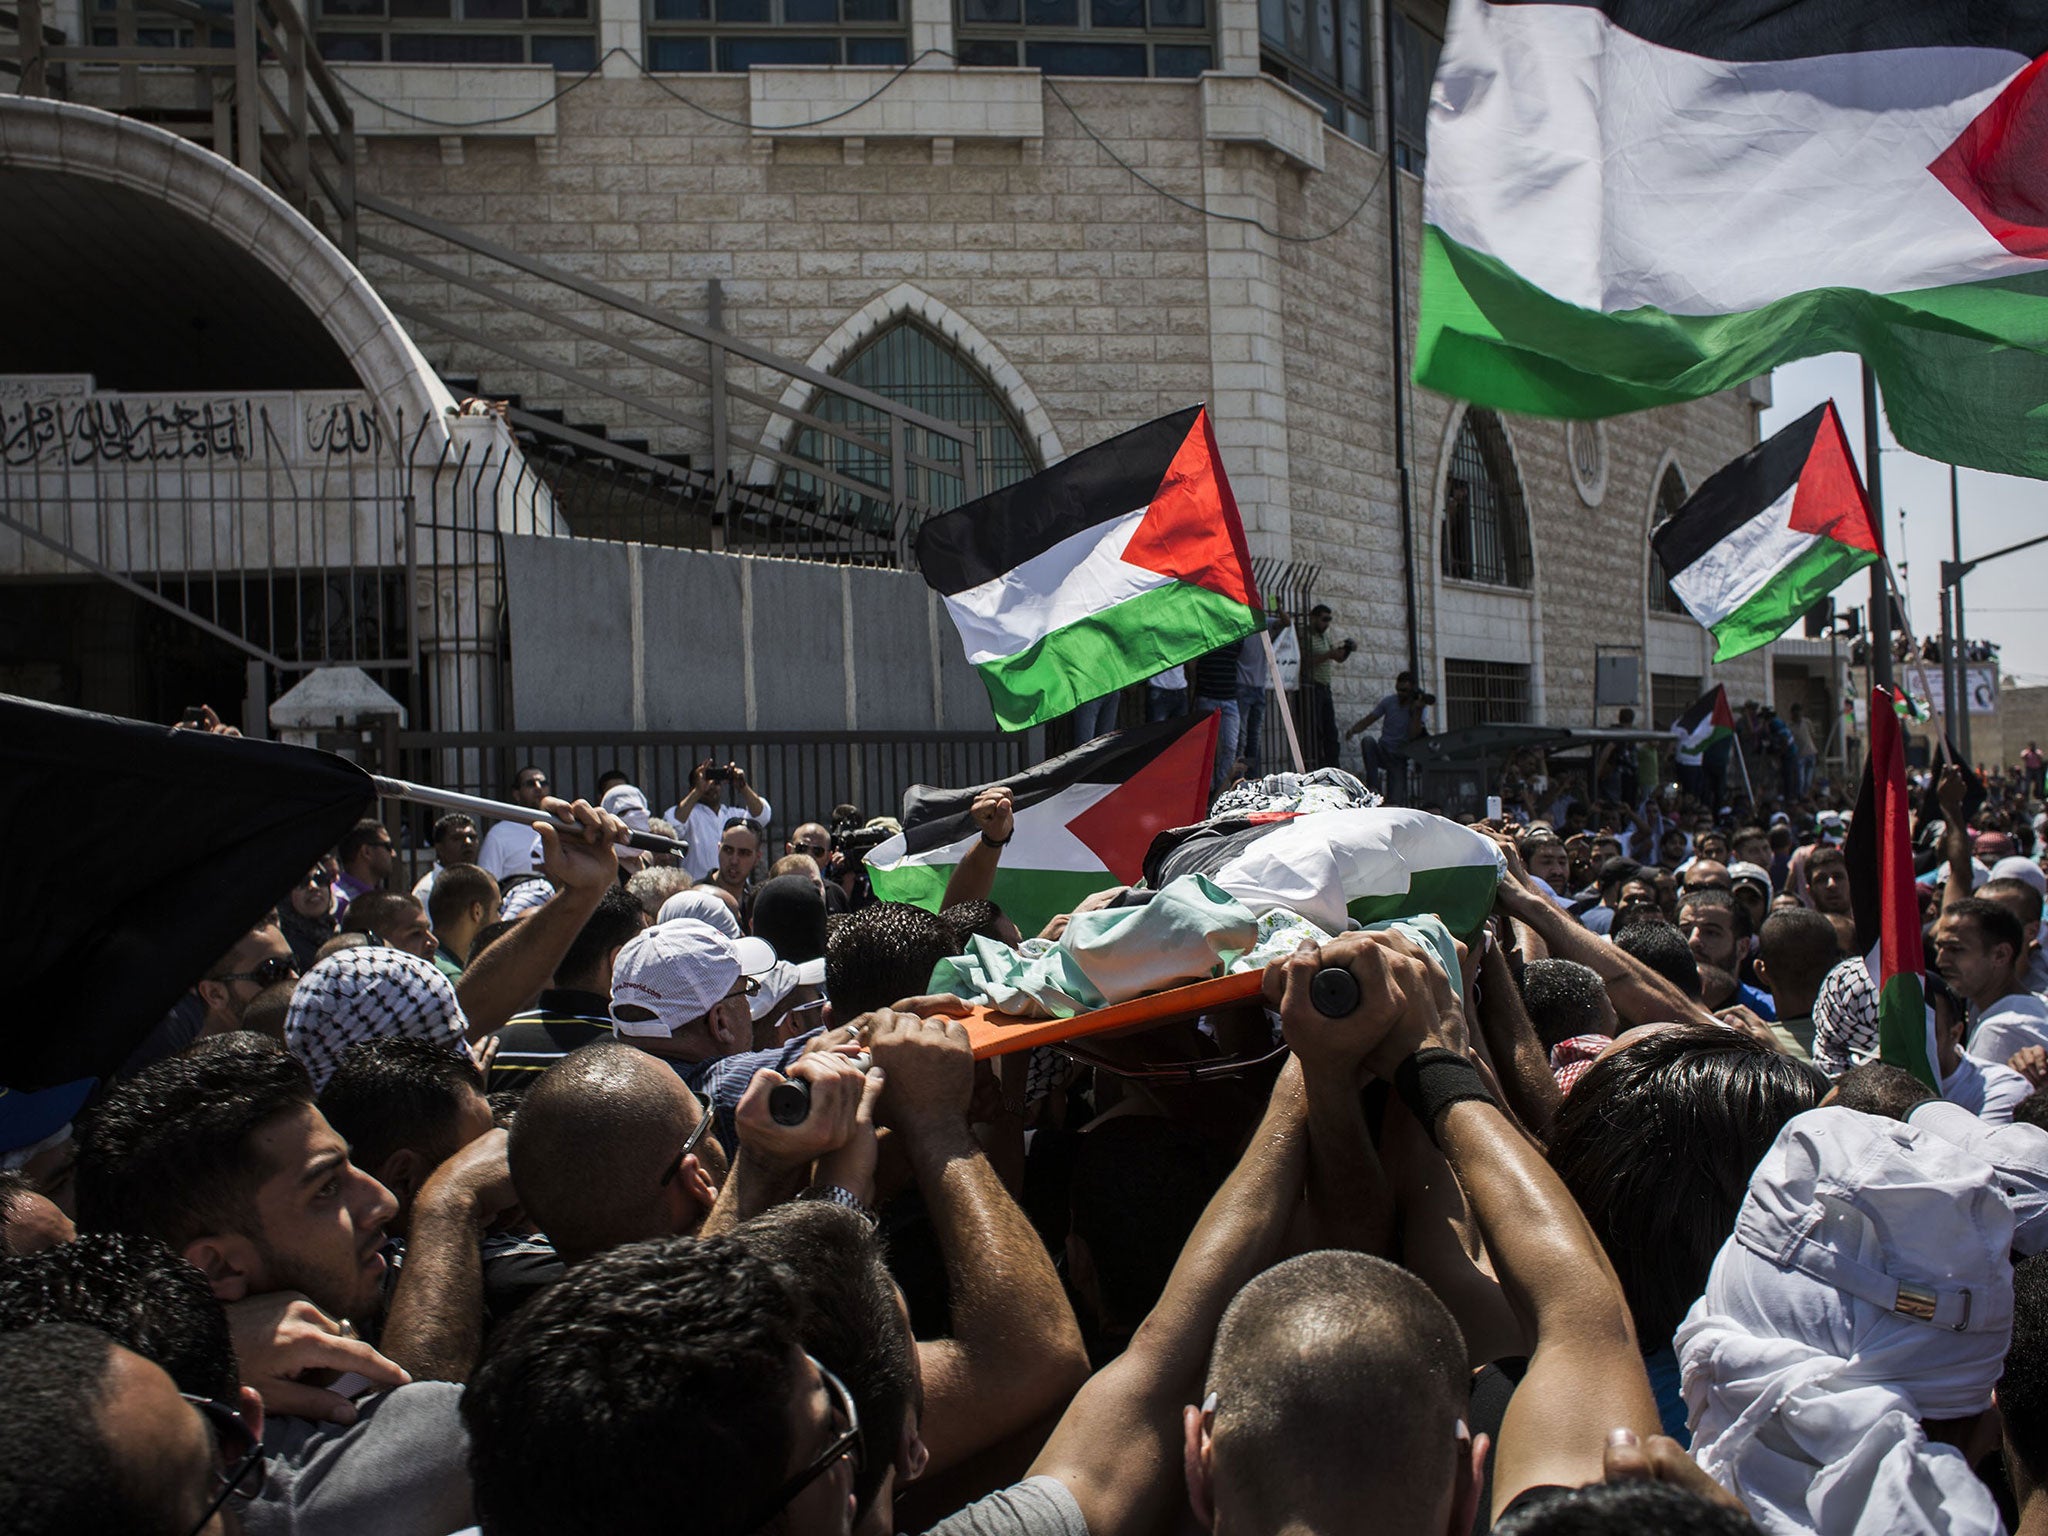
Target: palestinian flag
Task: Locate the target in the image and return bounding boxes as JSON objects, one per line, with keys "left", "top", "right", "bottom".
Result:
{"left": 915, "top": 406, "right": 1261, "bottom": 732}
{"left": 1671, "top": 685, "right": 1735, "bottom": 768}
{"left": 1846, "top": 686, "right": 1934, "bottom": 1089}
{"left": 1651, "top": 403, "right": 1880, "bottom": 661}
{"left": 864, "top": 711, "right": 1219, "bottom": 938}
{"left": 1416, "top": 3, "right": 2048, "bottom": 479}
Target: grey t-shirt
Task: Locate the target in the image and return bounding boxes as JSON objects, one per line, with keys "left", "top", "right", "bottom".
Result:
{"left": 918, "top": 1476, "right": 1090, "bottom": 1536}
{"left": 246, "top": 1381, "right": 473, "bottom": 1536}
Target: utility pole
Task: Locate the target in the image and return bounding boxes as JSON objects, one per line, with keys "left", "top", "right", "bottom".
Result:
{"left": 1950, "top": 463, "right": 1971, "bottom": 763}
{"left": 1862, "top": 362, "right": 1892, "bottom": 690}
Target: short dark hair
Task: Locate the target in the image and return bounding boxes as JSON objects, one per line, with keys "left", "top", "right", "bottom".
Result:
{"left": 737, "top": 1202, "right": 916, "bottom": 1513}
{"left": 1519, "top": 959, "right": 1611, "bottom": 1050}
{"left": 2013, "top": 1091, "right": 2048, "bottom": 1135}
{"left": 1547, "top": 1025, "right": 1827, "bottom": 1350}
{"left": 432, "top": 813, "right": 478, "bottom": 843}
{"left": 557, "top": 886, "right": 647, "bottom": 990}
{"left": 75, "top": 1033, "right": 314, "bottom": 1250}
{"left": 0, "top": 1324, "right": 134, "bottom": 1535}
{"left": 940, "top": 899, "right": 1010, "bottom": 953}
{"left": 1677, "top": 887, "right": 1750, "bottom": 941}
{"left": 1596, "top": 856, "right": 1642, "bottom": 894}
{"left": 340, "top": 890, "right": 422, "bottom": 938}
{"left": 0, "top": 1232, "right": 237, "bottom": 1399}
{"left": 469, "top": 918, "right": 522, "bottom": 966}
{"left": 1947, "top": 897, "right": 2027, "bottom": 967}
{"left": 595, "top": 768, "right": 630, "bottom": 795}
{"left": 2005, "top": 1253, "right": 2048, "bottom": 1484}
{"left": 826, "top": 902, "right": 955, "bottom": 1016}
{"left": 464, "top": 1236, "right": 803, "bottom": 1536}
{"left": 751, "top": 876, "right": 829, "bottom": 965}
{"left": 1613, "top": 920, "right": 1703, "bottom": 1000}
{"left": 1206, "top": 1252, "right": 1467, "bottom": 1530}
{"left": 317, "top": 1037, "right": 484, "bottom": 1177}
{"left": 1492, "top": 1480, "right": 1762, "bottom": 1534}
{"left": 1757, "top": 909, "right": 1843, "bottom": 1001}
{"left": 1829, "top": 1062, "right": 1936, "bottom": 1121}
{"left": 1984, "top": 877, "right": 2047, "bottom": 928}
{"left": 339, "top": 818, "right": 389, "bottom": 865}
{"left": 429, "top": 863, "right": 499, "bottom": 930}
{"left": 1806, "top": 845, "right": 1848, "bottom": 875}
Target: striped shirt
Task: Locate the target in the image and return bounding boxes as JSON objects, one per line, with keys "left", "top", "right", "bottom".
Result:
{"left": 484, "top": 990, "right": 614, "bottom": 1095}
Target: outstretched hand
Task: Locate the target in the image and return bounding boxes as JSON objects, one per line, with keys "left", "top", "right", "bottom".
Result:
{"left": 1265, "top": 929, "right": 1447, "bottom": 1082}
{"left": 535, "top": 795, "right": 628, "bottom": 898}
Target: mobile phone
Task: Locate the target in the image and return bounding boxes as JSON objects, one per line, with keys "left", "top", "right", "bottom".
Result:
{"left": 181, "top": 705, "right": 208, "bottom": 727}
{"left": 706, "top": 766, "right": 733, "bottom": 782}
{"left": 1486, "top": 795, "right": 1503, "bottom": 821}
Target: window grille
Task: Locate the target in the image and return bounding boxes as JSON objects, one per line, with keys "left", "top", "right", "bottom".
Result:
{"left": 644, "top": 0, "right": 907, "bottom": 71}
{"left": 1651, "top": 671, "right": 1701, "bottom": 731}
{"left": 1649, "top": 464, "right": 1690, "bottom": 615}
{"left": 1442, "top": 659, "right": 1530, "bottom": 732}
{"left": 955, "top": 0, "right": 1212, "bottom": 77}
{"left": 1441, "top": 408, "right": 1532, "bottom": 589}
{"left": 314, "top": 0, "right": 597, "bottom": 67}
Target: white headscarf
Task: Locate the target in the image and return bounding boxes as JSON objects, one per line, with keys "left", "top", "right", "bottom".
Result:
{"left": 1676, "top": 1107, "right": 2013, "bottom": 1536}
{"left": 657, "top": 887, "right": 744, "bottom": 941}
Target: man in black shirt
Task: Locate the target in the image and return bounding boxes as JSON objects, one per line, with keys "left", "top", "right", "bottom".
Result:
{"left": 1192, "top": 636, "right": 1247, "bottom": 797}
{"left": 484, "top": 886, "right": 647, "bottom": 1095}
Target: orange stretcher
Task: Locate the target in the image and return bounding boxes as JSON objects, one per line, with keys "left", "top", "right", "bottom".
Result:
{"left": 960, "top": 968, "right": 1270, "bottom": 1059}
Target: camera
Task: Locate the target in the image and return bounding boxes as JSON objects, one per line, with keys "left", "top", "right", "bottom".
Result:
{"left": 705, "top": 766, "right": 734, "bottom": 783}
{"left": 1414, "top": 689, "right": 1437, "bottom": 706}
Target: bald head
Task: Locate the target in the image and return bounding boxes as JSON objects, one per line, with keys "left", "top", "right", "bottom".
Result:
{"left": 508, "top": 1042, "right": 725, "bottom": 1265}
{"left": 1199, "top": 1252, "right": 1470, "bottom": 1533}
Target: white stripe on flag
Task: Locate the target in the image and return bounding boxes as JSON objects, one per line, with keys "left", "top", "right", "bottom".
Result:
{"left": 938, "top": 507, "right": 1172, "bottom": 666}
{"left": 1426, "top": 4, "right": 2037, "bottom": 316}
{"left": 1668, "top": 485, "right": 1816, "bottom": 626}
{"left": 867, "top": 782, "right": 1120, "bottom": 876}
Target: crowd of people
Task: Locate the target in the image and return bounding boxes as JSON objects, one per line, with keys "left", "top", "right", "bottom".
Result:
{"left": 9, "top": 703, "right": 2048, "bottom": 1536}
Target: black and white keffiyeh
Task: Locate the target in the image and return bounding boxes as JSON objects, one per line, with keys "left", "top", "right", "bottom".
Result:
{"left": 284, "top": 946, "right": 470, "bottom": 1090}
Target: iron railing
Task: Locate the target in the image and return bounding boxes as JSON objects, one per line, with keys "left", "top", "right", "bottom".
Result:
{"left": 356, "top": 194, "right": 983, "bottom": 564}
{"left": 1, "top": 0, "right": 357, "bottom": 257}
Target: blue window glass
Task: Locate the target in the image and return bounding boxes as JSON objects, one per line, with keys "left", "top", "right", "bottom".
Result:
{"left": 387, "top": 0, "right": 447, "bottom": 18}
{"left": 650, "top": 0, "right": 707, "bottom": 16}
{"left": 1148, "top": 0, "right": 1201, "bottom": 23}
{"left": 957, "top": 36, "right": 1017, "bottom": 62}
{"left": 1024, "top": 39, "right": 1144, "bottom": 73}
{"left": 783, "top": 0, "right": 835, "bottom": 20}
{"left": 1089, "top": 0, "right": 1140, "bottom": 23}
{"left": 959, "top": 0, "right": 1015, "bottom": 19}
{"left": 529, "top": 0, "right": 588, "bottom": 17}
{"left": 1023, "top": 0, "right": 1076, "bottom": 23}
{"left": 316, "top": 29, "right": 383, "bottom": 55}
{"left": 846, "top": 35, "right": 906, "bottom": 62}
{"left": 531, "top": 31, "right": 596, "bottom": 64}
{"left": 389, "top": 30, "right": 523, "bottom": 59}
{"left": 464, "top": 0, "right": 521, "bottom": 19}
{"left": 1153, "top": 42, "right": 1207, "bottom": 74}
{"left": 842, "top": 0, "right": 898, "bottom": 19}
{"left": 717, "top": 33, "right": 840, "bottom": 67}
{"left": 715, "top": 0, "right": 768, "bottom": 21}
{"left": 648, "top": 32, "right": 711, "bottom": 65}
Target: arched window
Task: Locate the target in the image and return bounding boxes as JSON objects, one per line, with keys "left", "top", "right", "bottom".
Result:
{"left": 1441, "top": 408, "right": 1532, "bottom": 589}
{"left": 785, "top": 319, "right": 1037, "bottom": 531}
{"left": 1649, "top": 463, "right": 1689, "bottom": 615}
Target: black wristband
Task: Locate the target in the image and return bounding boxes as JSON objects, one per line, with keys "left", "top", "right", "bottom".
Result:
{"left": 1392, "top": 1048, "right": 1495, "bottom": 1148}
{"left": 980, "top": 829, "right": 1013, "bottom": 848}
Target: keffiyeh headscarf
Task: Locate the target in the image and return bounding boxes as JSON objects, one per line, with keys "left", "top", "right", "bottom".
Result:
{"left": 499, "top": 878, "right": 557, "bottom": 921}
{"left": 1209, "top": 767, "right": 1377, "bottom": 820}
{"left": 284, "top": 947, "right": 470, "bottom": 1091}
{"left": 1676, "top": 1107, "right": 2014, "bottom": 1536}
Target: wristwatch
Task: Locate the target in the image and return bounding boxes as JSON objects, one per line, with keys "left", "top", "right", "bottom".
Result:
{"left": 800, "top": 1184, "right": 878, "bottom": 1228}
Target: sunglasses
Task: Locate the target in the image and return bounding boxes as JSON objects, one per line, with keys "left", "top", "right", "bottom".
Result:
{"left": 736, "top": 1357, "right": 862, "bottom": 1533}
{"left": 658, "top": 1088, "right": 714, "bottom": 1187}
{"left": 209, "top": 956, "right": 300, "bottom": 988}
{"left": 180, "top": 1393, "right": 266, "bottom": 1536}
{"left": 520, "top": 776, "right": 550, "bottom": 790}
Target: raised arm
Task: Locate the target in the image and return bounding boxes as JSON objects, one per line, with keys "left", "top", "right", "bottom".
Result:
{"left": 1472, "top": 932, "right": 1563, "bottom": 1142}
{"left": 1278, "top": 950, "right": 1394, "bottom": 1255}
{"left": 1308, "top": 932, "right": 1658, "bottom": 1517}
{"left": 939, "top": 786, "right": 1013, "bottom": 912}
{"left": 1938, "top": 765, "right": 1974, "bottom": 913}
{"left": 377, "top": 1129, "right": 517, "bottom": 1383}
{"left": 1029, "top": 1060, "right": 1309, "bottom": 1535}
{"left": 868, "top": 1011, "right": 1088, "bottom": 1476}
{"left": 455, "top": 797, "right": 624, "bottom": 1038}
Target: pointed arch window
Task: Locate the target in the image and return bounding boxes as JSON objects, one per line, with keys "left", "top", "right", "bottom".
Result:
{"left": 1441, "top": 408, "right": 1532, "bottom": 589}
{"left": 784, "top": 319, "right": 1037, "bottom": 531}
{"left": 1649, "top": 463, "right": 1689, "bottom": 615}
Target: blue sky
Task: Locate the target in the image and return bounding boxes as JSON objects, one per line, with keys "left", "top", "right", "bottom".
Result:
{"left": 1761, "top": 355, "right": 2048, "bottom": 686}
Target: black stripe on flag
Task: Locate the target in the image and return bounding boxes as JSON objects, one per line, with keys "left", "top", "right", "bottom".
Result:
{"left": 913, "top": 405, "right": 1203, "bottom": 596}
{"left": 1486, "top": 1, "right": 2048, "bottom": 63}
{"left": 1652, "top": 402, "right": 1827, "bottom": 580}
{"left": 897, "top": 710, "right": 1211, "bottom": 856}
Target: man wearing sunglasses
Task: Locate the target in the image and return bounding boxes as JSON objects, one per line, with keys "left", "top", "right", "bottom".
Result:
{"left": 477, "top": 766, "right": 551, "bottom": 883}
{"left": 196, "top": 920, "right": 301, "bottom": 1046}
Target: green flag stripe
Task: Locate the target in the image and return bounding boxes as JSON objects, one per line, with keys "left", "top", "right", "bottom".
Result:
{"left": 975, "top": 580, "right": 1259, "bottom": 732}
{"left": 1346, "top": 864, "right": 1502, "bottom": 939}
{"left": 1706, "top": 537, "right": 1879, "bottom": 661}
{"left": 1876, "top": 972, "right": 1933, "bottom": 1089}
{"left": 865, "top": 860, "right": 1119, "bottom": 945}
{"left": 1417, "top": 226, "right": 2048, "bottom": 479}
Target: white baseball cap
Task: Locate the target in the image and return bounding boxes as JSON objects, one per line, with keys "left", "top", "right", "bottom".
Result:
{"left": 749, "top": 955, "right": 828, "bottom": 1022}
{"left": 610, "top": 920, "right": 780, "bottom": 1038}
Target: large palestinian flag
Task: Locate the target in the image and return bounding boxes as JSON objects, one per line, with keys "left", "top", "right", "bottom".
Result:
{"left": 864, "top": 711, "right": 1219, "bottom": 938}
{"left": 915, "top": 406, "right": 1261, "bottom": 731}
{"left": 1651, "top": 403, "right": 1880, "bottom": 661}
{"left": 1847, "top": 687, "right": 1934, "bottom": 1089}
{"left": 1417, "top": 3, "right": 2048, "bottom": 478}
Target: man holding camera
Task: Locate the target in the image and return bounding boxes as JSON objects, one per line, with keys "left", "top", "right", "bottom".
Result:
{"left": 1305, "top": 604, "right": 1354, "bottom": 768}
{"left": 668, "top": 760, "right": 772, "bottom": 883}
{"left": 1346, "top": 670, "right": 1431, "bottom": 803}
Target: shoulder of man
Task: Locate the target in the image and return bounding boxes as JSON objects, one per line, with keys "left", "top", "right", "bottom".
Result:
{"left": 915, "top": 1475, "right": 1089, "bottom": 1536}
{"left": 255, "top": 1382, "right": 472, "bottom": 1536}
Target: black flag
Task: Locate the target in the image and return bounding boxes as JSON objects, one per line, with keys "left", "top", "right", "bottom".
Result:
{"left": 0, "top": 696, "right": 372, "bottom": 1089}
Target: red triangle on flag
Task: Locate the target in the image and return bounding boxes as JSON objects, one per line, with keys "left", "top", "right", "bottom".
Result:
{"left": 1788, "top": 401, "right": 1880, "bottom": 554}
{"left": 1066, "top": 710, "right": 1220, "bottom": 882}
{"left": 1928, "top": 51, "right": 2048, "bottom": 261}
{"left": 1120, "top": 408, "right": 1261, "bottom": 608}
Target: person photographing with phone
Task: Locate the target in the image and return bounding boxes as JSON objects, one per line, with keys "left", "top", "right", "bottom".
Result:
{"left": 668, "top": 758, "right": 772, "bottom": 884}
{"left": 1345, "top": 670, "right": 1432, "bottom": 804}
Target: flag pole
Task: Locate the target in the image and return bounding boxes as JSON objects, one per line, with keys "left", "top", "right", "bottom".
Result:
{"left": 1730, "top": 700, "right": 1758, "bottom": 810}
{"left": 1260, "top": 628, "right": 1307, "bottom": 773}
{"left": 370, "top": 775, "right": 687, "bottom": 858}
{"left": 1881, "top": 560, "right": 1953, "bottom": 754}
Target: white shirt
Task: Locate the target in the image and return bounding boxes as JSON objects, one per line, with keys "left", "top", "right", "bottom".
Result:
{"left": 1940, "top": 1051, "right": 2036, "bottom": 1125}
{"left": 478, "top": 819, "right": 543, "bottom": 882}
{"left": 1966, "top": 992, "right": 2048, "bottom": 1071}
{"left": 411, "top": 863, "right": 444, "bottom": 904}
{"left": 666, "top": 795, "right": 773, "bottom": 883}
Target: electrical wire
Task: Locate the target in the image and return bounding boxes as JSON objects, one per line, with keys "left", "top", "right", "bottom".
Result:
{"left": 333, "top": 47, "right": 1395, "bottom": 243}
